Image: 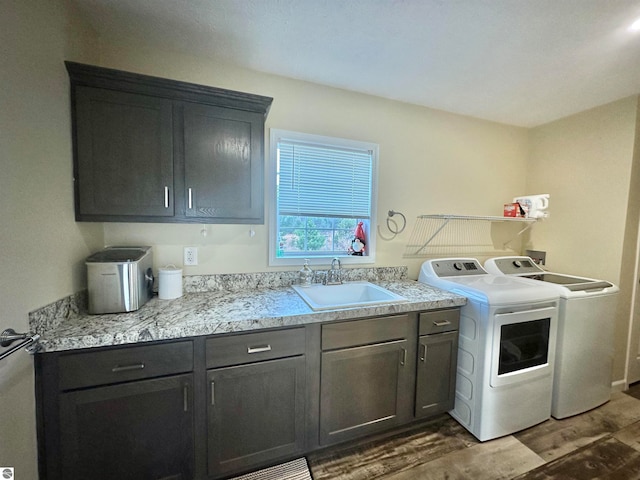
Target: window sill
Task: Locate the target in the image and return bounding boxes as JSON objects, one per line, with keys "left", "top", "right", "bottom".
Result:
{"left": 269, "top": 254, "right": 376, "bottom": 268}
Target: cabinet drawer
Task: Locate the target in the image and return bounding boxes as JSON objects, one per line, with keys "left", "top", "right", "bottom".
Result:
{"left": 322, "top": 315, "right": 410, "bottom": 351}
{"left": 419, "top": 309, "right": 460, "bottom": 335}
{"left": 58, "top": 341, "right": 193, "bottom": 391}
{"left": 206, "top": 328, "right": 305, "bottom": 368}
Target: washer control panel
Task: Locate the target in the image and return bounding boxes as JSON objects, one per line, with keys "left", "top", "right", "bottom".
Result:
{"left": 485, "top": 256, "right": 544, "bottom": 275}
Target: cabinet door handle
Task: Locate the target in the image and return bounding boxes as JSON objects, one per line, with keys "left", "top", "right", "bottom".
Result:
{"left": 111, "top": 363, "right": 145, "bottom": 373}
{"left": 210, "top": 381, "right": 215, "bottom": 406}
{"left": 188, "top": 188, "right": 193, "bottom": 209}
{"left": 420, "top": 344, "right": 427, "bottom": 362}
{"left": 164, "top": 186, "right": 170, "bottom": 208}
{"left": 433, "top": 320, "right": 451, "bottom": 327}
{"left": 247, "top": 344, "right": 272, "bottom": 354}
{"left": 400, "top": 348, "right": 407, "bottom": 366}
{"left": 183, "top": 384, "right": 189, "bottom": 412}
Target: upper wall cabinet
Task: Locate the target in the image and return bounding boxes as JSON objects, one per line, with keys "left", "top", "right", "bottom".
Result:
{"left": 182, "top": 103, "right": 264, "bottom": 222}
{"left": 74, "top": 86, "right": 175, "bottom": 218}
{"left": 66, "top": 62, "right": 273, "bottom": 224}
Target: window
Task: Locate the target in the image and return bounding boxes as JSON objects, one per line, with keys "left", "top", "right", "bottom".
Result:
{"left": 269, "top": 129, "right": 378, "bottom": 266}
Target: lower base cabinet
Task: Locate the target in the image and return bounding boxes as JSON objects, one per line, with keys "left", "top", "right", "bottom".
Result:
{"left": 320, "top": 339, "right": 410, "bottom": 445}
{"left": 207, "top": 356, "right": 306, "bottom": 478}
{"left": 415, "top": 310, "right": 460, "bottom": 418}
{"left": 319, "top": 315, "right": 415, "bottom": 446}
{"left": 59, "top": 374, "right": 194, "bottom": 480}
{"left": 415, "top": 332, "right": 458, "bottom": 417}
{"left": 36, "top": 309, "right": 460, "bottom": 480}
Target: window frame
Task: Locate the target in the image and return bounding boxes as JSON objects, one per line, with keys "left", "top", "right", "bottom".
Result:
{"left": 268, "top": 129, "right": 378, "bottom": 267}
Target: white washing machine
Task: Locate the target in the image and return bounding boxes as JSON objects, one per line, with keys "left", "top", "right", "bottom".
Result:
{"left": 419, "top": 258, "right": 560, "bottom": 442}
{"left": 484, "top": 256, "right": 619, "bottom": 419}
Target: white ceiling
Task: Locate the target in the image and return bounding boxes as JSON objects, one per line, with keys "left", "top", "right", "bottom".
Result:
{"left": 70, "top": 0, "right": 640, "bottom": 127}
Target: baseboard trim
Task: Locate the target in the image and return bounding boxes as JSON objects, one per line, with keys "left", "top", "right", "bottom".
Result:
{"left": 612, "top": 379, "right": 627, "bottom": 392}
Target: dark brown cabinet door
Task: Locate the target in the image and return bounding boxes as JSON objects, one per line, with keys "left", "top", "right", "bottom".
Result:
{"left": 207, "top": 356, "right": 306, "bottom": 477}
{"left": 415, "top": 331, "right": 458, "bottom": 418}
{"left": 59, "top": 374, "right": 194, "bottom": 480}
{"left": 320, "top": 339, "right": 411, "bottom": 446}
{"left": 182, "top": 103, "right": 264, "bottom": 223}
{"left": 74, "top": 86, "right": 174, "bottom": 219}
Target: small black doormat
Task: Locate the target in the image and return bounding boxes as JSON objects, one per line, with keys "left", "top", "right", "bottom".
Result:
{"left": 229, "top": 457, "right": 312, "bottom": 480}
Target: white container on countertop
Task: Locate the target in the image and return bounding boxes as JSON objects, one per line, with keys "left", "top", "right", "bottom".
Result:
{"left": 158, "top": 265, "right": 183, "bottom": 300}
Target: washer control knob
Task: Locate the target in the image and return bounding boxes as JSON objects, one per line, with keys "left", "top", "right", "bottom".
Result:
{"left": 453, "top": 262, "right": 464, "bottom": 271}
{"left": 512, "top": 260, "right": 522, "bottom": 268}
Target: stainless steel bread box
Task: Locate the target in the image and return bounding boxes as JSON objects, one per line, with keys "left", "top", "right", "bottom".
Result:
{"left": 86, "top": 247, "right": 154, "bottom": 314}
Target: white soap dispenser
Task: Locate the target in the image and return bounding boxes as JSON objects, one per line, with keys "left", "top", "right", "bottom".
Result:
{"left": 299, "top": 259, "right": 313, "bottom": 287}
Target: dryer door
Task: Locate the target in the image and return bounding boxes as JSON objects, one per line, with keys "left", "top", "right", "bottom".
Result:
{"left": 490, "top": 306, "right": 557, "bottom": 388}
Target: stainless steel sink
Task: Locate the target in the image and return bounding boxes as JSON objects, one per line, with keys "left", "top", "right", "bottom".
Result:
{"left": 292, "top": 281, "right": 407, "bottom": 311}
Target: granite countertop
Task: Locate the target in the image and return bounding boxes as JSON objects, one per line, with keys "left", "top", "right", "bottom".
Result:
{"left": 32, "top": 276, "right": 466, "bottom": 353}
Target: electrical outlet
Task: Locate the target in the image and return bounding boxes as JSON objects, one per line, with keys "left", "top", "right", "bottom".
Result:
{"left": 184, "top": 247, "right": 198, "bottom": 266}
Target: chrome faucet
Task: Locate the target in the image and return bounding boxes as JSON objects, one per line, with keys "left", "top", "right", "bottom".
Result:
{"left": 327, "top": 257, "right": 343, "bottom": 285}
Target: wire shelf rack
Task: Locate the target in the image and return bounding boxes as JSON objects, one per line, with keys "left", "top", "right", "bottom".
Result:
{"left": 403, "top": 214, "right": 537, "bottom": 258}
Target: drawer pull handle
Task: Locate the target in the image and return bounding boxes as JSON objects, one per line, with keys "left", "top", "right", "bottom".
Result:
{"left": 400, "top": 347, "right": 407, "bottom": 366}
{"left": 433, "top": 320, "right": 451, "bottom": 327}
{"left": 183, "top": 384, "right": 189, "bottom": 412}
{"left": 111, "top": 363, "right": 145, "bottom": 373}
{"left": 164, "top": 186, "right": 170, "bottom": 208}
{"left": 210, "top": 381, "right": 215, "bottom": 406}
{"left": 420, "top": 344, "right": 428, "bottom": 362}
{"left": 247, "top": 345, "right": 272, "bottom": 354}
{"left": 188, "top": 188, "right": 193, "bottom": 209}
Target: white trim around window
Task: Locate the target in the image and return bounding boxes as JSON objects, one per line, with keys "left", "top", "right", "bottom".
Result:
{"left": 268, "top": 129, "right": 378, "bottom": 267}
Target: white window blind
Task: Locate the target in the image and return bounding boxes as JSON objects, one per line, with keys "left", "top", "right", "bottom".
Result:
{"left": 277, "top": 141, "right": 373, "bottom": 219}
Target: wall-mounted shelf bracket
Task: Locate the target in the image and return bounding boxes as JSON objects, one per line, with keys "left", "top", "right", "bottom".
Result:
{"left": 503, "top": 220, "right": 536, "bottom": 248}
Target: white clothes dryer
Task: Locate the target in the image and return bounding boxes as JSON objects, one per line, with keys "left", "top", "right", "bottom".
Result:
{"left": 419, "top": 258, "right": 560, "bottom": 441}
{"left": 484, "top": 256, "right": 619, "bottom": 419}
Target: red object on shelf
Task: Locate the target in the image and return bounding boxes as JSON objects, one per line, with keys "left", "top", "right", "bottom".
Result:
{"left": 504, "top": 203, "right": 518, "bottom": 217}
{"left": 504, "top": 203, "right": 525, "bottom": 217}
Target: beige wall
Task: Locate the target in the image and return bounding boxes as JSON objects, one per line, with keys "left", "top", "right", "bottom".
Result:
{"left": 527, "top": 97, "right": 639, "bottom": 381}
{"left": 0, "top": 0, "right": 103, "bottom": 475}
{"left": 97, "top": 46, "right": 530, "bottom": 279}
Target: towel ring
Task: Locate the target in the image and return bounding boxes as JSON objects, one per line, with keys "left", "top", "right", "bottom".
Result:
{"left": 377, "top": 210, "right": 407, "bottom": 240}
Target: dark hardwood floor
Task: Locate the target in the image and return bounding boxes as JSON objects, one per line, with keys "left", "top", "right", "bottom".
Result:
{"left": 307, "top": 388, "right": 640, "bottom": 479}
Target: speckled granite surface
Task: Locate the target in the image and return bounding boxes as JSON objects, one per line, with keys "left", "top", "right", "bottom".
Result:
{"left": 182, "top": 266, "right": 409, "bottom": 293}
{"left": 29, "top": 267, "right": 466, "bottom": 353}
